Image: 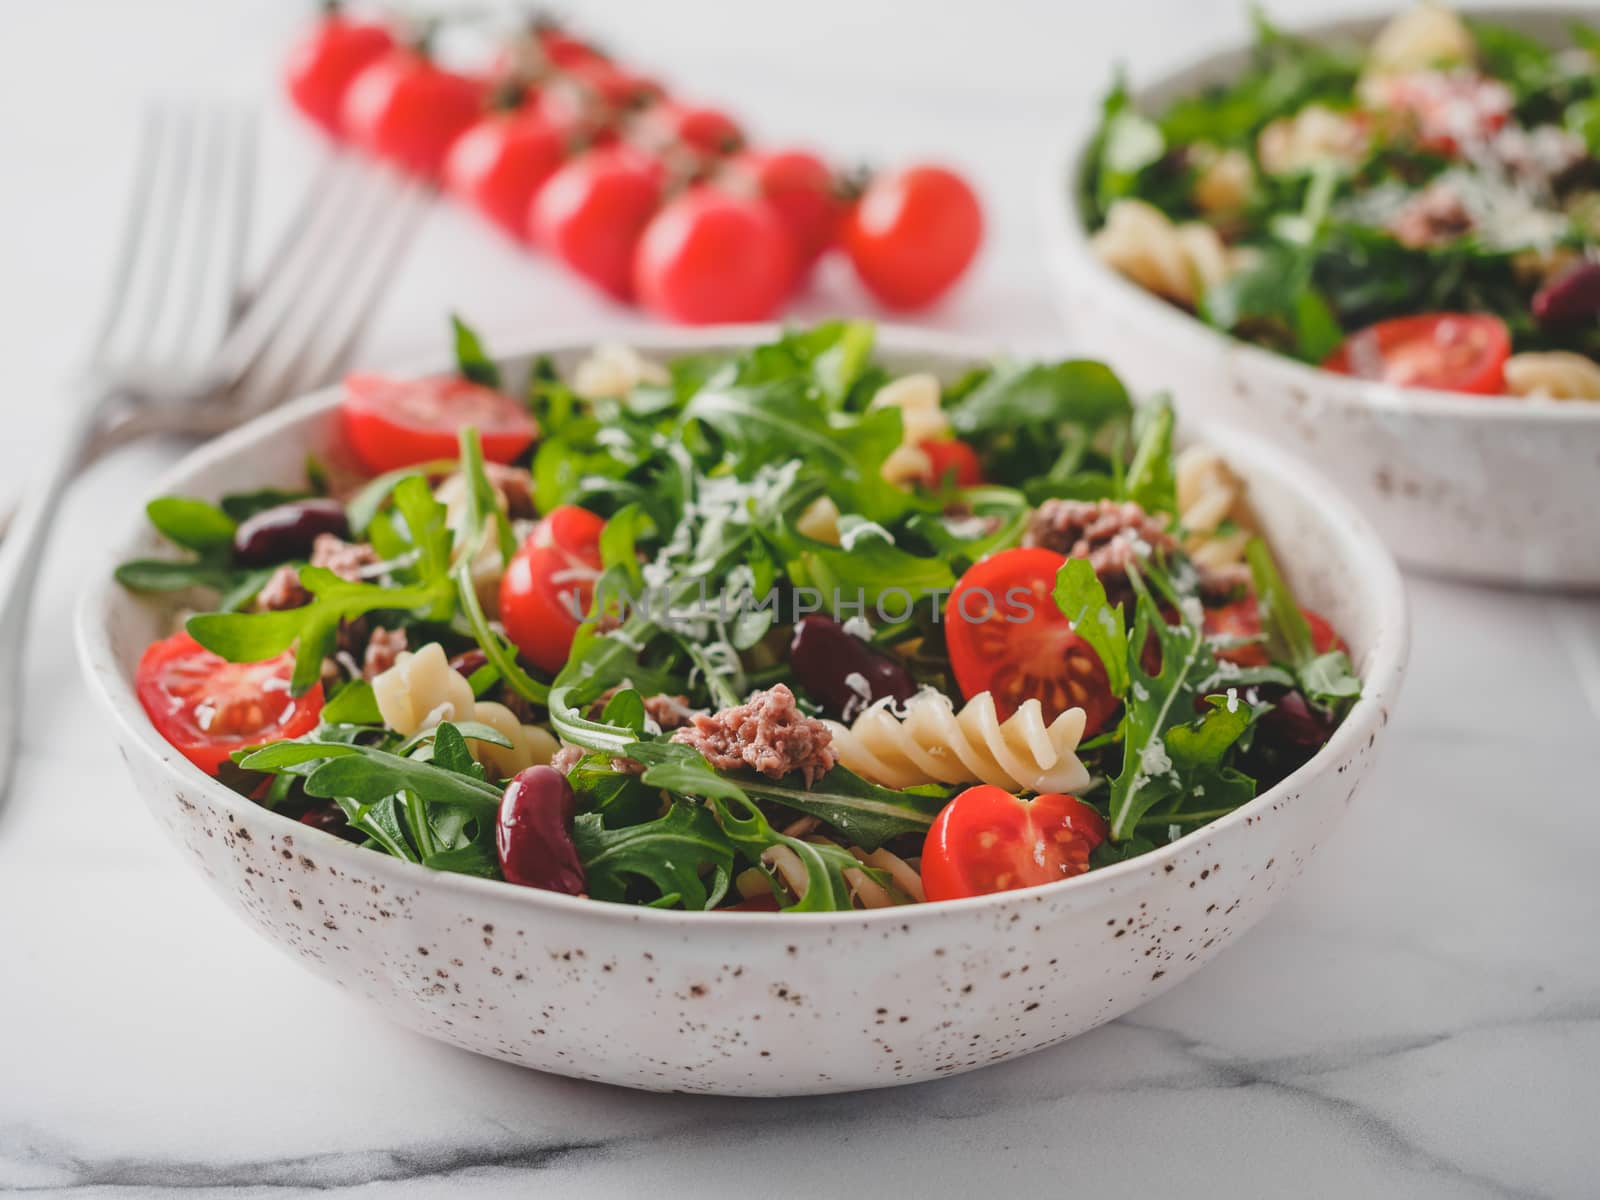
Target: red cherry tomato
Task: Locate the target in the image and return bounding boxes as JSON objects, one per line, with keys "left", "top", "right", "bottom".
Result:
{"left": 1204, "top": 597, "right": 1345, "bottom": 668}
{"left": 536, "top": 26, "right": 608, "bottom": 70}
{"left": 500, "top": 506, "right": 608, "bottom": 674}
{"left": 638, "top": 101, "right": 745, "bottom": 158}
{"left": 945, "top": 547, "right": 1118, "bottom": 733}
{"left": 444, "top": 111, "right": 569, "bottom": 242}
{"left": 136, "top": 633, "right": 324, "bottom": 775}
{"left": 919, "top": 438, "right": 982, "bottom": 488}
{"left": 922, "top": 786, "right": 1107, "bottom": 902}
{"left": 634, "top": 188, "right": 796, "bottom": 324}
{"left": 531, "top": 148, "right": 663, "bottom": 301}
{"left": 730, "top": 148, "right": 840, "bottom": 269}
{"left": 1323, "top": 313, "right": 1511, "bottom": 395}
{"left": 340, "top": 374, "right": 537, "bottom": 474}
{"left": 537, "top": 60, "right": 664, "bottom": 133}
{"left": 283, "top": 14, "right": 394, "bottom": 137}
{"left": 843, "top": 164, "right": 982, "bottom": 309}
{"left": 341, "top": 51, "right": 486, "bottom": 177}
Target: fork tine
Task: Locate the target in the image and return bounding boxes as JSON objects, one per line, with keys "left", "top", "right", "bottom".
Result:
{"left": 218, "top": 108, "right": 259, "bottom": 330}
{"left": 167, "top": 110, "right": 232, "bottom": 361}
{"left": 123, "top": 104, "right": 200, "bottom": 366}
{"left": 86, "top": 107, "right": 169, "bottom": 363}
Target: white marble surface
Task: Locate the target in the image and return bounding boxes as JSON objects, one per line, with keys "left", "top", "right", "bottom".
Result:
{"left": 3, "top": 1, "right": 1598, "bottom": 1196}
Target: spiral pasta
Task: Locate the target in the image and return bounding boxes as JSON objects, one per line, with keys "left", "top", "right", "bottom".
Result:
{"left": 1256, "top": 105, "right": 1370, "bottom": 176}
{"left": 1503, "top": 352, "right": 1600, "bottom": 401}
{"left": 870, "top": 373, "right": 950, "bottom": 487}
{"left": 1365, "top": 2, "right": 1476, "bottom": 76}
{"left": 1091, "top": 199, "right": 1234, "bottom": 308}
{"left": 1191, "top": 145, "right": 1254, "bottom": 216}
{"left": 828, "top": 689, "right": 1091, "bottom": 794}
{"left": 373, "top": 643, "right": 559, "bottom": 777}
{"left": 1175, "top": 445, "right": 1251, "bottom": 570}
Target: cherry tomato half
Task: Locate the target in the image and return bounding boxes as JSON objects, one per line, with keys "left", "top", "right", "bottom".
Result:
{"left": 500, "top": 506, "right": 607, "bottom": 674}
{"left": 945, "top": 547, "right": 1118, "bottom": 733}
{"left": 922, "top": 786, "right": 1107, "bottom": 902}
{"left": 1204, "top": 596, "right": 1345, "bottom": 668}
{"left": 729, "top": 148, "right": 840, "bottom": 269}
{"left": 634, "top": 188, "right": 795, "bottom": 324}
{"left": 1323, "top": 313, "right": 1511, "bottom": 395}
{"left": 843, "top": 164, "right": 982, "bottom": 310}
{"left": 1371, "top": 72, "right": 1512, "bottom": 155}
{"left": 137, "top": 632, "right": 324, "bottom": 775}
{"left": 342, "top": 51, "right": 486, "bottom": 177}
{"left": 444, "top": 111, "right": 569, "bottom": 242}
{"left": 919, "top": 438, "right": 982, "bottom": 488}
{"left": 284, "top": 13, "right": 394, "bottom": 137}
{"left": 531, "top": 147, "right": 663, "bottom": 301}
{"left": 340, "top": 374, "right": 538, "bottom": 474}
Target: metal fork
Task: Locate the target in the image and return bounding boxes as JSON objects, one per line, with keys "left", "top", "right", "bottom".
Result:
{"left": 0, "top": 102, "right": 431, "bottom": 801}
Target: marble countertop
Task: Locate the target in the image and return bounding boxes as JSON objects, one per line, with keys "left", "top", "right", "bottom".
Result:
{"left": 3, "top": 1, "right": 1597, "bottom": 1195}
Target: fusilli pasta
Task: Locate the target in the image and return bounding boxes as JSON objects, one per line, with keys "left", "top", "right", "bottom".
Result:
{"left": 1191, "top": 144, "right": 1255, "bottom": 215}
{"left": 571, "top": 342, "right": 669, "bottom": 400}
{"left": 828, "top": 688, "right": 1091, "bottom": 794}
{"left": 870, "top": 373, "right": 950, "bottom": 487}
{"left": 1257, "top": 105, "right": 1370, "bottom": 176}
{"left": 373, "top": 643, "right": 559, "bottom": 777}
{"left": 1366, "top": 1, "right": 1476, "bottom": 76}
{"left": 1175, "top": 445, "right": 1252, "bottom": 570}
{"left": 1091, "top": 199, "right": 1234, "bottom": 308}
{"left": 1503, "top": 352, "right": 1600, "bottom": 400}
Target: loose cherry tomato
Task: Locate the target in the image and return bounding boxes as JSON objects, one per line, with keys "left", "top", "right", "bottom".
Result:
{"left": 537, "top": 60, "right": 663, "bottom": 133}
{"left": 1204, "top": 597, "right": 1345, "bottom": 668}
{"left": 1323, "top": 313, "right": 1510, "bottom": 395}
{"left": 922, "top": 786, "right": 1107, "bottom": 901}
{"left": 729, "top": 148, "right": 840, "bottom": 269}
{"left": 919, "top": 438, "right": 982, "bottom": 488}
{"left": 843, "top": 164, "right": 982, "bottom": 309}
{"left": 531, "top": 147, "right": 663, "bottom": 301}
{"left": 637, "top": 101, "right": 744, "bottom": 158}
{"left": 945, "top": 547, "right": 1118, "bottom": 732}
{"left": 283, "top": 11, "right": 394, "bottom": 137}
{"left": 340, "top": 374, "right": 537, "bottom": 474}
{"left": 136, "top": 632, "right": 324, "bottom": 775}
{"left": 499, "top": 506, "right": 607, "bottom": 674}
{"left": 634, "top": 188, "right": 795, "bottom": 324}
{"left": 342, "top": 50, "right": 486, "bottom": 177}
{"left": 536, "top": 25, "right": 608, "bottom": 70}
{"left": 444, "top": 111, "right": 569, "bottom": 242}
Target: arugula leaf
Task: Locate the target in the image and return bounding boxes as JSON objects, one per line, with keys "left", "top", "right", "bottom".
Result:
{"left": 320, "top": 679, "right": 383, "bottom": 725}
{"left": 1053, "top": 556, "right": 1129, "bottom": 696}
{"left": 345, "top": 461, "right": 457, "bottom": 538}
{"left": 451, "top": 314, "right": 502, "bottom": 388}
{"left": 947, "top": 360, "right": 1131, "bottom": 438}
{"left": 1123, "top": 403, "right": 1177, "bottom": 517}
{"left": 573, "top": 802, "right": 735, "bottom": 910}
{"left": 145, "top": 497, "right": 236, "bottom": 553}
{"left": 237, "top": 738, "right": 502, "bottom": 811}
{"left": 735, "top": 766, "right": 949, "bottom": 852}
{"left": 115, "top": 558, "right": 259, "bottom": 599}
{"left": 1245, "top": 537, "right": 1361, "bottom": 704}
{"left": 219, "top": 488, "right": 314, "bottom": 522}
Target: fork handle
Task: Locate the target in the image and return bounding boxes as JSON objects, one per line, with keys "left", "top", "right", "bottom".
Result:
{"left": 0, "top": 387, "right": 112, "bottom": 803}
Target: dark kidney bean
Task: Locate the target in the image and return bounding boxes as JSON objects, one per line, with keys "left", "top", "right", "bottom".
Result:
{"left": 299, "top": 804, "right": 364, "bottom": 844}
{"left": 1259, "top": 688, "right": 1335, "bottom": 750}
{"left": 788, "top": 615, "right": 916, "bottom": 720}
{"left": 497, "top": 766, "right": 586, "bottom": 894}
{"left": 448, "top": 649, "right": 489, "bottom": 678}
{"left": 1532, "top": 261, "right": 1600, "bottom": 325}
{"left": 233, "top": 498, "right": 350, "bottom": 565}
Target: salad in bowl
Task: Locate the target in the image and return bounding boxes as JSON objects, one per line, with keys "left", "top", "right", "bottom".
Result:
{"left": 115, "top": 320, "right": 1363, "bottom": 913}
{"left": 82, "top": 323, "right": 1404, "bottom": 1093}
{"left": 1048, "top": 3, "right": 1600, "bottom": 588}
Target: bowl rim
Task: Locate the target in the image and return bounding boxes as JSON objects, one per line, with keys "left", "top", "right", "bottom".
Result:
{"left": 1043, "top": 2, "right": 1600, "bottom": 426}
{"left": 76, "top": 323, "right": 1409, "bottom": 927}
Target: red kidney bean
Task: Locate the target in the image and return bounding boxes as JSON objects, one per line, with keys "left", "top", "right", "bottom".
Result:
{"left": 448, "top": 649, "right": 489, "bottom": 678}
{"left": 497, "top": 766, "right": 586, "bottom": 894}
{"left": 233, "top": 498, "right": 350, "bottom": 565}
{"left": 1532, "top": 261, "right": 1600, "bottom": 325}
{"left": 788, "top": 615, "right": 915, "bottom": 720}
{"left": 1259, "top": 688, "right": 1335, "bottom": 750}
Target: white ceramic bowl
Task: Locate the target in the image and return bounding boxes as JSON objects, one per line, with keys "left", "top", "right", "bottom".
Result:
{"left": 78, "top": 327, "right": 1408, "bottom": 1096}
{"left": 1045, "top": 6, "right": 1600, "bottom": 591}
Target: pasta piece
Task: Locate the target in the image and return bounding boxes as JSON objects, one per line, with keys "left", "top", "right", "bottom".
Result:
{"left": 571, "top": 342, "right": 668, "bottom": 400}
{"left": 1257, "top": 105, "right": 1370, "bottom": 175}
{"left": 372, "top": 643, "right": 560, "bottom": 777}
{"left": 1091, "top": 199, "right": 1234, "bottom": 308}
{"left": 829, "top": 689, "right": 1090, "bottom": 794}
{"left": 845, "top": 845, "right": 925, "bottom": 907}
{"left": 1190, "top": 144, "right": 1254, "bottom": 216}
{"left": 1175, "top": 445, "right": 1252, "bottom": 570}
{"left": 1366, "top": 2, "right": 1476, "bottom": 76}
{"left": 870, "top": 373, "right": 950, "bottom": 487}
{"left": 795, "top": 495, "right": 843, "bottom": 544}
{"left": 1503, "top": 352, "right": 1600, "bottom": 401}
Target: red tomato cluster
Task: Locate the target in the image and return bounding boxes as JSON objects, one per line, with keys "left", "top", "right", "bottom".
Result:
{"left": 284, "top": 10, "right": 984, "bottom": 321}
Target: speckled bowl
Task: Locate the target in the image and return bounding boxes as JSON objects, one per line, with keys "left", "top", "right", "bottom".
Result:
{"left": 1044, "top": 6, "right": 1600, "bottom": 591}
{"left": 78, "top": 327, "right": 1408, "bottom": 1096}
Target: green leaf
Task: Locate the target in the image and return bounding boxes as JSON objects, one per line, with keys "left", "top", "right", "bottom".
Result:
{"left": 454, "top": 563, "right": 550, "bottom": 706}
{"left": 345, "top": 462, "right": 456, "bottom": 538}
{"left": 451, "top": 314, "right": 502, "bottom": 388}
{"left": 320, "top": 680, "right": 383, "bottom": 725}
{"left": 1301, "top": 650, "right": 1362, "bottom": 701}
{"left": 599, "top": 503, "right": 652, "bottom": 590}
{"left": 947, "top": 360, "right": 1131, "bottom": 438}
{"left": 391, "top": 476, "right": 452, "bottom": 601}
{"left": 736, "top": 767, "right": 950, "bottom": 852}
{"left": 1123, "top": 403, "right": 1177, "bottom": 517}
{"left": 574, "top": 802, "right": 735, "bottom": 910}
{"left": 1245, "top": 537, "right": 1313, "bottom": 666}
{"left": 219, "top": 488, "right": 313, "bottom": 522}
{"left": 116, "top": 559, "right": 242, "bottom": 594}
{"left": 1053, "top": 556, "right": 1130, "bottom": 696}
{"left": 455, "top": 426, "right": 518, "bottom": 565}
{"left": 146, "top": 497, "right": 236, "bottom": 553}
{"left": 238, "top": 739, "right": 502, "bottom": 811}
{"left": 429, "top": 722, "right": 482, "bottom": 776}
